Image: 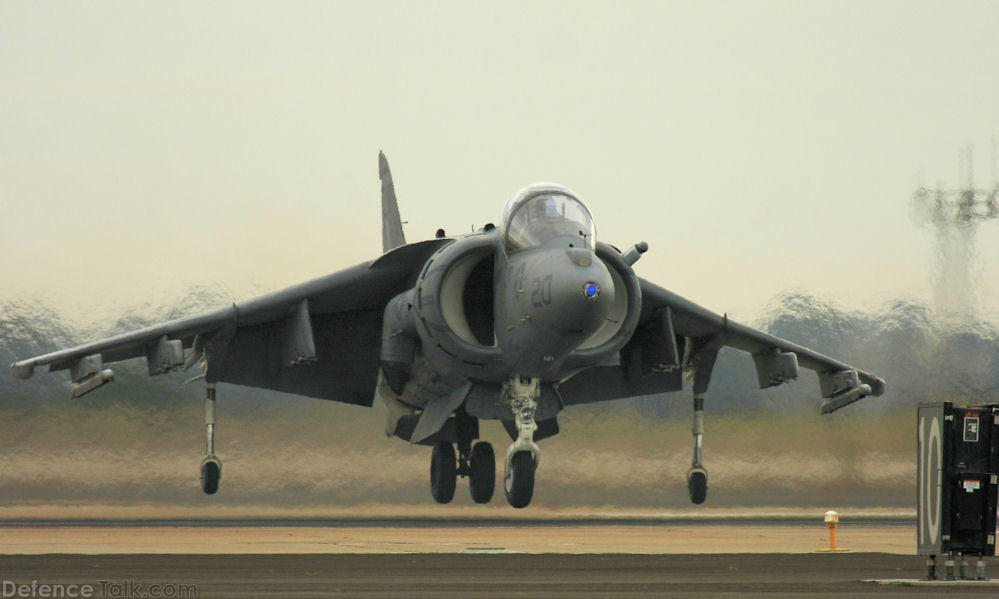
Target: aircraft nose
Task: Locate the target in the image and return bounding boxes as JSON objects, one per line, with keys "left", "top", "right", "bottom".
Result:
{"left": 544, "top": 249, "right": 614, "bottom": 337}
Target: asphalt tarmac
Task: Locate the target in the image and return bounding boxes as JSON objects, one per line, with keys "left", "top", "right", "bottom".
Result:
{"left": 0, "top": 519, "right": 914, "bottom": 554}
{"left": 3, "top": 553, "right": 998, "bottom": 598}
{"left": 1, "top": 520, "right": 994, "bottom": 598}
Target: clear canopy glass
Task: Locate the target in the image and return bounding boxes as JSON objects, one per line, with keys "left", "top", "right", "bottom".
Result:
{"left": 504, "top": 193, "right": 596, "bottom": 250}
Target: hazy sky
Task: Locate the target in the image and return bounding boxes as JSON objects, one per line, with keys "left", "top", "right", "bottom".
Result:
{"left": 2, "top": 1, "right": 999, "bottom": 326}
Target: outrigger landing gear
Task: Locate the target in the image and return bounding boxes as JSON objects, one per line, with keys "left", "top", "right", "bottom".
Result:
{"left": 687, "top": 392, "right": 707, "bottom": 504}
{"left": 503, "top": 377, "right": 540, "bottom": 509}
{"left": 684, "top": 334, "right": 721, "bottom": 505}
{"left": 200, "top": 383, "right": 222, "bottom": 495}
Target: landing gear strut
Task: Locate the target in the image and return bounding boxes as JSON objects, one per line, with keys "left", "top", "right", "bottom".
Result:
{"left": 503, "top": 377, "right": 540, "bottom": 508}
{"left": 200, "top": 383, "right": 222, "bottom": 495}
{"left": 684, "top": 334, "right": 721, "bottom": 505}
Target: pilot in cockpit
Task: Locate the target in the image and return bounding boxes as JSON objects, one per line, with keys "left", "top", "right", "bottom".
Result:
{"left": 503, "top": 188, "right": 596, "bottom": 251}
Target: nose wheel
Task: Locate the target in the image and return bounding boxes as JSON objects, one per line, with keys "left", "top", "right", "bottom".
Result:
{"left": 504, "top": 451, "right": 536, "bottom": 508}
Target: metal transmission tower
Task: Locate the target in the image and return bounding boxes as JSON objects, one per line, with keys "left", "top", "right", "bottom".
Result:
{"left": 911, "top": 143, "right": 999, "bottom": 318}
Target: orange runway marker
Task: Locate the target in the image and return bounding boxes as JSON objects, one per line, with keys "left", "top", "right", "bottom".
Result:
{"left": 817, "top": 510, "right": 850, "bottom": 552}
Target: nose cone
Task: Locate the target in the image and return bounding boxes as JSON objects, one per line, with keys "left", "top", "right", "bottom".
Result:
{"left": 538, "top": 249, "right": 614, "bottom": 339}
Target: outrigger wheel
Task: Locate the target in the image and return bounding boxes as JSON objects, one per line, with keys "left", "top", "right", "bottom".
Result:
{"left": 200, "top": 457, "right": 222, "bottom": 495}
{"left": 687, "top": 467, "right": 708, "bottom": 504}
{"left": 504, "top": 451, "right": 535, "bottom": 508}
{"left": 430, "top": 441, "right": 457, "bottom": 503}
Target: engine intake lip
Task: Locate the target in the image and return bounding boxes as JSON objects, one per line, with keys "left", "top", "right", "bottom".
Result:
{"left": 412, "top": 232, "right": 505, "bottom": 366}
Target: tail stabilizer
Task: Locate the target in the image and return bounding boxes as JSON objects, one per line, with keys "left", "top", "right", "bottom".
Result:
{"left": 379, "top": 151, "right": 407, "bottom": 253}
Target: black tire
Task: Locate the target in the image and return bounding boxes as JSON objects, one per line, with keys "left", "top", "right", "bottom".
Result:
{"left": 469, "top": 442, "right": 495, "bottom": 504}
{"left": 430, "top": 442, "right": 457, "bottom": 504}
{"left": 688, "top": 469, "right": 707, "bottom": 504}
{"left": 201, "top": 459, "right": 221, "bottom": 495}
{"left": 504, "top": 451, "right": 535, "bottom": 508}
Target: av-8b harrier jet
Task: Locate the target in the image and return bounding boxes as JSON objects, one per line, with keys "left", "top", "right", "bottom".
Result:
{"left": 11, "top": 153, "right": 885, "bottom": 508}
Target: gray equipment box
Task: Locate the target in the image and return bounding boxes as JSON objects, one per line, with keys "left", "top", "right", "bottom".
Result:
{"left": 917, "top": 402, "right": 999, "bottom": 556}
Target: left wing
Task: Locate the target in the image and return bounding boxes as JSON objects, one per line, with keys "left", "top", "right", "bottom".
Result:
{"left": 559, "top": 278, "right": 885, "bottom": 412}
{"left": 10, "top": 240, "right": 447, "bottom": 405}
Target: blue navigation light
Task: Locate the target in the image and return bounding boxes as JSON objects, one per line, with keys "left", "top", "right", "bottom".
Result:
{"left": 583, "top": 283, "right": 599, "bottom": 298}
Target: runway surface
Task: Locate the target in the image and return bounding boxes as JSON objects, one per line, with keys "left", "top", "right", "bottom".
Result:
{"left": 3, "top": 518, "right": 994, "bottom": 598}
{"left": 3, "top": 553, "right": 998, "bottom": 598}
{"left": 0, "top": 518, "right": 913, "bottom": 554}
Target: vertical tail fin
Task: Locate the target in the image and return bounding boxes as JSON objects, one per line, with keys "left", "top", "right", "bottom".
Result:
{"left": 379, "top": 151, "right": 407, "bottom": 253}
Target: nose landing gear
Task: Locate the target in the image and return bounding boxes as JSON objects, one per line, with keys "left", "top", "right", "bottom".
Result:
{"left": 502, "top": 377, "right": 541, "bottom": 509}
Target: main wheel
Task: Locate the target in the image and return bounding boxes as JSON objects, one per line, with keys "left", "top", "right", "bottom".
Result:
{"left": 430, "top": 441, "right": 457, "bottom": 504}
{"left": 201, "top": 458, "right": 221, "bottom": 495}
{"left": 504, "top": 451, "right": 535, "bottom": 508}
{"left": 687, "top": 468, "right": 707, "bottom": 504}
{"left": 469, "top": 442, "right": 495, "bottom": 504}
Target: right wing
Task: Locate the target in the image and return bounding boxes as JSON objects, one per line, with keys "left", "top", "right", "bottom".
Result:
{"left": 11, "top": 240, "right": 448, "bottom": 406}
{"left": 559, "top": 277, "right": 885, "bottom": 413}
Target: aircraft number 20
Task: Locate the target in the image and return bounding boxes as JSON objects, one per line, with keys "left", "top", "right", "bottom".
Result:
{"left": 531, "top": 275, "right": 553, "bottom": 307}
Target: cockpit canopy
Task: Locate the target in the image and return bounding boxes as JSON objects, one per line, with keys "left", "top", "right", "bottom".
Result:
{"left": 502, "top": 184, "right": 596, "bottom": 250}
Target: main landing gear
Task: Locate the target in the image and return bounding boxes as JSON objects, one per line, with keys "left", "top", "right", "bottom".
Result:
{"left": 430, "top": 441, "right": 456, "bottom": 503}
{"left": 429, "top": 414, "right": 495, "bottom": 504}
{"left": 468, "top": 442, "right": 496, "bottom": 503}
